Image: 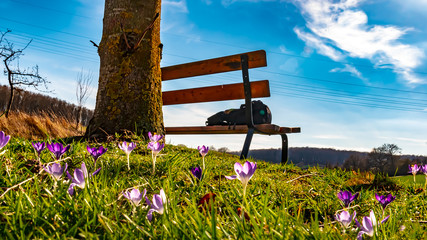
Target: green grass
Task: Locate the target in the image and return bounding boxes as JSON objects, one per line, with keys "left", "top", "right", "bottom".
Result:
{"left": 1, "top": 136, "right": 427, "bottom": 239}
{"left": 393, "top": 175, "right": 426, "bottom": 187}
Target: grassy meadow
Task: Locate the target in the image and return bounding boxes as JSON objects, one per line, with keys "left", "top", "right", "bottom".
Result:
{"left": 0, "top": 114, "right": 427, "bottom": 239}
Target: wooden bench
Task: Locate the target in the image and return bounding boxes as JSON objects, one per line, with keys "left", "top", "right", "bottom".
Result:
{"left": 160, "top": 50, "right": 300, "bottom": 163}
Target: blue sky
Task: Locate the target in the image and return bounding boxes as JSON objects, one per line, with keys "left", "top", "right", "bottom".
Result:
{"left": 1, "top": 0, "right": 426, "bottom": 155}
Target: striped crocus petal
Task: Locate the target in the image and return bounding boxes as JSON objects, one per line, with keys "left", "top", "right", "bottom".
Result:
{"left": 148, "top": 132, "right": 163, "bottom": 142}
{"left": 0, "top": 131, "right": 11, "bottom": 149}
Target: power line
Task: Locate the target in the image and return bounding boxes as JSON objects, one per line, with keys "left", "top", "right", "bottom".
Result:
{"left": 0, "top": 16, "right": 95, "bottom": 40}
{"left": 254, "top": 69, "right": 427, "bottom": 96}
{"left": 8, "top": 0, "right": 98, "bottom": 20}
{"left": 271, "top": 84, "right": 427, "bottom": 108}
{"left": 271, "top": 81, "right": 427, "bottom": 105}
{"left": 271, "top": 90, "right": 427, "bottom": 113}
{"left": 162, "top": 32, "right": 427, "bottom": 76}
{"left": 0, "top": 26, "right": 96, "bottom": 53}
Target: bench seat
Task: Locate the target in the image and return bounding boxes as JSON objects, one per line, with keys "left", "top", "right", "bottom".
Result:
{"left": 166, "top": 124, "right": 301, "bottom": 135}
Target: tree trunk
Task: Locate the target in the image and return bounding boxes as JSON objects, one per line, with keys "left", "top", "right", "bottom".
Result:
{"left": 86, "top": 0, "right": 164, "bottom": 138}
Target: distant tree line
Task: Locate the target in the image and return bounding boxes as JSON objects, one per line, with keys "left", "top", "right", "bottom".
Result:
{"left": 342, "top": 143, "right": 427, "bottom": 176}
{"left": 0, "top": 85, "right": 93, "bottom": 126}
{"left": 235, "top": 145, "right": 426, "bottom": 176}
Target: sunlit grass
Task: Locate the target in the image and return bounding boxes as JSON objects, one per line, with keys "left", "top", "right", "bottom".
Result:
{"left": 1, "top": 136, "right": 427, "bottom": 239}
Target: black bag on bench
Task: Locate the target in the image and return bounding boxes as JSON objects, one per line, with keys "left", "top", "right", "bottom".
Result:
{"left": 205, "top": 100, "right": 272, "bottom": 126}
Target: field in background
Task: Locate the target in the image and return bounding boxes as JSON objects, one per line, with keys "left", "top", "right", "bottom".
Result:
{"left": 393, "top": 175, "right": 426, "bottom": 186}
{"left": 0, "top": 111, "right": 83, "bottom": 140}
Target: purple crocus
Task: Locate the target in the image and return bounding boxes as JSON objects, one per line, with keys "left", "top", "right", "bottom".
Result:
{"left": 148, "top": 141, "right": 164, "bottom": 174}
{"left": 0, "top": 131, "right": 11, "bottom": 153}
{"left": 337, "top": 190, "right": 359, "bottom": 208}
{"left": 148, "top": 141, "right": 164, "bottom": 155}
{"left": 191, "top": 166, "right": 203, "bottom": 181}
{"left": 47, "top": 142, "right": 71, "bottom": 161}
{"left": 356, "top": 210, "right": 389, "bottom": 240}
{"left": 146, "top": 189, "right": 167, "bottom": 221}
{"left": 87, "top": 145, "right": 107, "bottom": 167}
{"left": 335, "top": 210, "right": 356, "bottom": 229}
{"left": 375, "top": 193, "right": 396, "bottom": 211}
{"left": 421, "top": 165, "right": 427, "bottom": 175}
{"left": 225, "top": 161, "right": 257, "bottom": 197}
{"left": 148, "top": 132, "right": 163, "bottom": 143}
{"left": 43, "top": 162, "right": 68, "bottom": 181}
{"left": 421, "top": 165, "right": 427, "bottom": 188}
{"left": 197, "top": 145, "right": 209, "bottom": 170}
{"left": 123, "top": 188, "right": 146, "bottom": 207}
{"left": 119, "top": 141, "right": 136, "bottom": 170}
{"left": 409, "top": 164, "right": 420, "bottom": 175}
{"left": 197, "top": 145, "right": 209, "bottom": 157}
{"left": 32, "top": 142, "right": 46, "bottom": 157}
{"left": 66, "top": 162, "right": 101, "bottom": 196}
{"left": 409, "top": 164, "right": 421, "bottom": 182}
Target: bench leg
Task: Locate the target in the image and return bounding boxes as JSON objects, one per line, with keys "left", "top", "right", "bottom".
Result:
{"left": 281, "top": 134, "right": 288, "bottom": 164}
{"left": 240, "top": 128, "right": 255, "bottom": 160}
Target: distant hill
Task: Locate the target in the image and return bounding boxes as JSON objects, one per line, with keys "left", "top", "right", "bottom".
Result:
{"left": 231, "top": 147, "right": 426, "bottom": 170}
{"left": 0, "top": 85, "right": 93, "bottom": 126}
{"left": 231, "top": 147, "right": 368, "bottom": 167}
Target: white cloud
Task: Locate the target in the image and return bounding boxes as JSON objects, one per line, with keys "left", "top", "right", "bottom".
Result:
{"left": 294, "top": 28, "right": 343, "bottom": 61}
{"left": 330, "top": 64, "right": 367, "bottom": 82}
{"left": 294, "top": 0, "right": 425, "bottom": 84}
{"left": 279, "top": 45, "right": 288, "bottom": 53}
{"left": 163, "top": 0, "right": 188, "bottom": 13}
{"left": 313, "top": 135, "right": 348, "bottom": 140}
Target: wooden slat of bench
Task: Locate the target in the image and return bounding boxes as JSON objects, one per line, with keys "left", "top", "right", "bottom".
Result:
{"left": 161, "top": 50, "right": 266, "bottom": 81}
{"left": 162, "top": 80, "right": 270, "bottom": 105}
{"left": 165, "top": 124, "right": 299, "bottom": 135}
{"left": 280, "top": 127, "right": 301, "bottom": 133}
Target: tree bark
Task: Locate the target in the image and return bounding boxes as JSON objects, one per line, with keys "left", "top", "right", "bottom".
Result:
{"left": 86, "top": 0, "right": 164, "bottom": 138}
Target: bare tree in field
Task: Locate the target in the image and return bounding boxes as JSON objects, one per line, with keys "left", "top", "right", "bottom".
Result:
{"left": 86, "top": 0, "right": 164, "bottom": 138}
{"left": 367, "top": 143, "right": 401, "bottom": 173}
{"left": 75, "top": 69, "right": 93, "bottom": 131}
{"left": 0, "top": 30, "right": 48, "bottom": 118}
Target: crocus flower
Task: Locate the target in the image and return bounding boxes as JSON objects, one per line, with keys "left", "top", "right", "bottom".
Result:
{"left": 47, "top": 142, "right": 71, "bottom": 161}
{"left": 337, "top": 190, "right": 359, "bottom": 208}
{"left": 421, "top": 165, "right": 427, "bottom": 175}
{"left": 148, "top": 141, "right": 164, "bottom": 155}
{"left": 335, "top": 210, "right": 356, "bottom": 229}
{"left": 197, "top": 145, "right": 209, "bottom": 170}
{"left": 66, "top": 162, "right": 101, "bottom": 196}
{"left": 146, "top": 189, "right": 167, "bottom": 221}
{"left": 148, "top": 141, "right": 164, "bottom": 174}
{"left": 32, "top": 142, "right": 46, "bottom": 157}
{"left": 191, "top": 166, "right": 202, "bottom": 181}
{"left": 409, "top": 164, "right": 421, "bottom": 182}
{"left": 87, "top": 145, "right": 107, "bottom": 167}
{"left": 198, "top": 145, "right": 209, "bottom": 157}
{"left": 356, "top": 210, "right": 389, "bottom": 240}
{"left": 409, "top": 164, "right": 420, "bottom": 175}
{"left": 375, "top": 193, "right": 396, "bottom": 211}
{"left": 0, "top": 131, "right": 10, "bottom": 154}
{"left": 421, "top": 165, "right": 427, "bottom": 188}
{"left": 123, "top": 188, "right": 146, "bottom": 207}
{"left": 148, "top": 132, "right": 163, "bottom": 143}
{"left": 119, "top": 141, "right": 136, "bottom": 170}
{"left": 225, "top": 161, "right": 257, "bottom": 197}
{"left": 43, "top": 162, "right": 68, "bottom": 181}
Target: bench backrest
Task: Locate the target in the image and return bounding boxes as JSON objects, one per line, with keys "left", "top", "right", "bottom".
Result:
{"left": 160, "top": 50, "right": 270, "bottom": 106}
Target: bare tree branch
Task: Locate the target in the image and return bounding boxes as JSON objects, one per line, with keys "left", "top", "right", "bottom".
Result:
{"left": 75, "top": 68, "right": 93, "bottom": 131}
{"left": 0, "top": 30, "right": 49, "bottom": 118}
